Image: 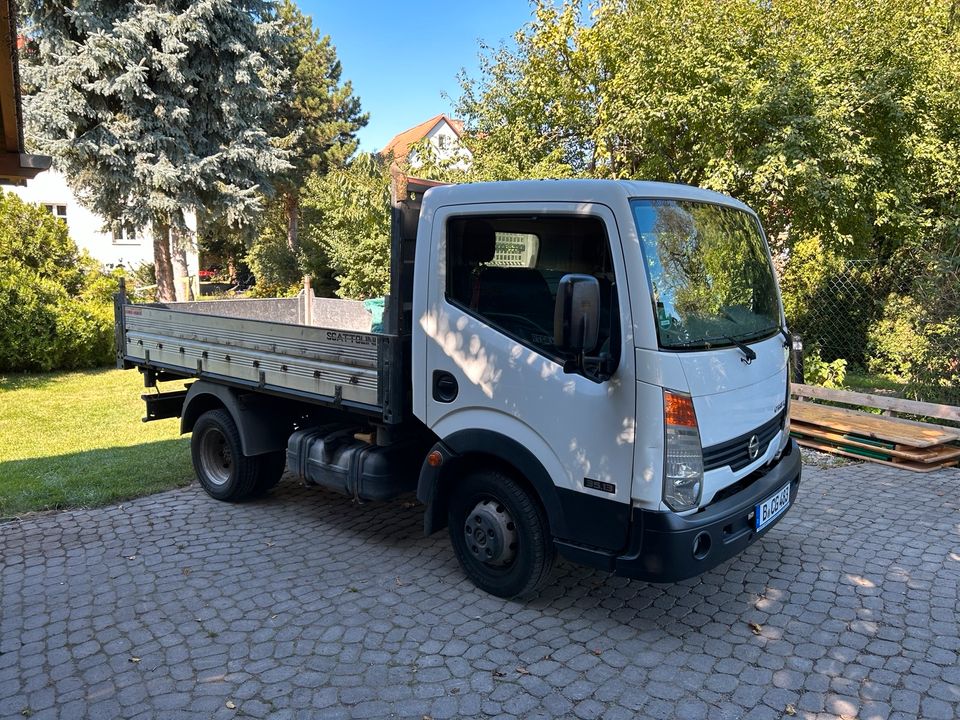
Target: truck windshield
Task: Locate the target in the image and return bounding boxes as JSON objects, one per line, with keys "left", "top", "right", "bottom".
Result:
{"left": 631, "top": 199, "right": 781, "bottom": 350}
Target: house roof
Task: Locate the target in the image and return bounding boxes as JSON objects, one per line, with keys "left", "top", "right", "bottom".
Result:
{"left": 0, "top": 2, "right": 50, "bottom": 185}
{"left": 380, "top": 114, "right": 464, "bottom": 161}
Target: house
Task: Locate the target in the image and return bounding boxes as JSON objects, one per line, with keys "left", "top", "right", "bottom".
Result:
{"left": 6, "top": 167, "right": 200, "bottom": 279}
{"left": 380, "top": 114, "right": 472, "bottom": 171}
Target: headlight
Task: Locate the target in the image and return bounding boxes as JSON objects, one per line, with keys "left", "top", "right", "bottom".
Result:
{"left": 663, "top": 390, "right": 703, "bottom": 512}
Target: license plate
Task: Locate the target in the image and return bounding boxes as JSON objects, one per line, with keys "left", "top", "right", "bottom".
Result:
{"left": 755, "top": 483, "right": 791, "bottom": 531}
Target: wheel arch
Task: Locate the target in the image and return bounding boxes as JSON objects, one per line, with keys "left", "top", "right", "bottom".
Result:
{"left": 416, "top": 429, "right": 570, "bottom": 541}
{"left": 181, "top": 381, "right": 291, "bottom": 456}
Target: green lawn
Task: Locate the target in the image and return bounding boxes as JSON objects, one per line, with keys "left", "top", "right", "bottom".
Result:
{"left": 0, "top": 368, "right": 193, "bottom": 519}
{"left": 843, "top": 369, "right": 908, "bottom": 394}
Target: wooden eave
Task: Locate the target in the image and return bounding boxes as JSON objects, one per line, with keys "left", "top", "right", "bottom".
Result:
{"left": 0, "top": 0, "right": 50, "bottom": 185}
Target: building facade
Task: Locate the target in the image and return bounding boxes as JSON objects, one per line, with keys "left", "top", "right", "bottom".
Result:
{"left": 381, "top": 114, "right": 472, "bottom": 172}
{"left": 8, "top": 167, "right": 199, "bottom": 278}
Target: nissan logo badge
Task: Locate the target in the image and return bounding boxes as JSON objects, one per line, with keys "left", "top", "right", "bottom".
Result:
{"left": 748, "top": 434, "right": 760, "bottom": 460}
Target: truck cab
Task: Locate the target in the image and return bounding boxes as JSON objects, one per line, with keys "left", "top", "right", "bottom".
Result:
{"left": 115, "top": 178, "right": 800, "bottom": 599}
{"left": 410, "top": 180, "right": 799, "bottom": 596}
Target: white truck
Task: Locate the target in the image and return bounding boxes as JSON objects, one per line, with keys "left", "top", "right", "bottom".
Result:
{"left": 115, "top": 177, "right": 801, "bottom": 598}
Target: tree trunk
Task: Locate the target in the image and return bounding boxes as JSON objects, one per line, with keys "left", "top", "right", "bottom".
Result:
{"left": 153, "top": 220, "right": 176, "bottom": 302}
{"left": 284, "top": 190, "right": 299, "bottom": 253}
{"left": 170, "top": 225, "right": 194, "bottom": 301}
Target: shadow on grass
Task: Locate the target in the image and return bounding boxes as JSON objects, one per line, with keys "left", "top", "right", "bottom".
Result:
{"left": 0, "top": 438, "right": 192, "bottom": 519}
{"left": 0, "top": 365, "right": 118, "bottom": 394}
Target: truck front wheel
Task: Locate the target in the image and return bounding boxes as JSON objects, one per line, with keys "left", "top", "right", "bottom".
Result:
{"left": 447, "top": 469, "right": 555, "bottom": 598}
{"left": 191, "top": 409, "right": 281, "bottom": 502}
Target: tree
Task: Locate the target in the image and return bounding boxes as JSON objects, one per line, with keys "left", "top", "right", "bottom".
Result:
{"left": 455, "top": 0, "right": 960, "bottom": 372}
{"left": 21, "top": 0, "right": 291, "bottom": 301}
{"left": 300, "top": 153, "right": 391, "bottom": 299}
{"left": 456, "top": 0, "right": 958, "bottom": 260}
{"left": 271, "top": 0, "right": 367, "bottom": 253}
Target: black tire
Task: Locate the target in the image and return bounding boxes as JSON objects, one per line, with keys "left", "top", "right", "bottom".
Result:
{"left": 191, "top": 409, "right": 266, "bottom": 502}
{"left": 447, "top": 468, "right": 555, "bottom": 599}
{"left": 253, "top": 451, "right": 287, "bottom": 494}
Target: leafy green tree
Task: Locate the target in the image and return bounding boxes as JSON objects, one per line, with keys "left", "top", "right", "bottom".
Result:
{"left": 456, "top": 0, "right": 959, "bottom": 373}
{"left": 271, "top": 0, "right": 367, "bottom": 253}
{"left": 300, "top": 153, "right": 391, "bottom": 299}
{"left": 21, "top": 0, "right": 290, "bottom": 301}
{"left": 457, "top": 0, "right": 958, "bottom": 260}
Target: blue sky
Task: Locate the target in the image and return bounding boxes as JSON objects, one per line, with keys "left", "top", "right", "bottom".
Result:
{"left": 300, "top": 1, "right": 536, "bottom": 152}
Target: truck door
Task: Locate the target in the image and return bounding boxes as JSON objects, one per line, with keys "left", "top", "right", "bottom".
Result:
{"left": 419, "top": 202, "right": 636, "bottom": 552}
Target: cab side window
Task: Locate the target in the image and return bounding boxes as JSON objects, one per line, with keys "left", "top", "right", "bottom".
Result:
{"left": 446, "top": 214, "right": 619, "bottom": 363}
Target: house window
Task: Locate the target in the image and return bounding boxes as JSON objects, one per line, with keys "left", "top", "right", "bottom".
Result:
{"left": 112, "top": 223, "right": 141, "bottom": 245}
{"left": 437, "top": 134, "right": 449, "bottom": 150}
{"left": 43, "top": 204, "right": 67, "bottom": 224}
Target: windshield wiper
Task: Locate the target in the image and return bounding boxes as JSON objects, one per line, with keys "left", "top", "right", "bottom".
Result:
{"left": 778, "top": 326, "right": 792, "bottom": 349}
{"left": 721, "top": 335, "right": 757, "bottom": 363}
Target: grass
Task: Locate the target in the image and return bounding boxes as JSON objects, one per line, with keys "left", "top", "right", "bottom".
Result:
{"left": 0, "top": 368, "right": 193, "bottom": 519}
{"left": 842, "top": 368, "right": 908, "bottom": 394}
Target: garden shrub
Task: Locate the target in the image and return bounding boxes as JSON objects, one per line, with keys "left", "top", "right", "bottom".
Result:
{"left": 246, "top": 232, "right": 300, "bottom": 288}
{"left": 866, "top": 294, "right": 926, "bottom": 382}
{"left": 865, "top": 284, "right": 960, "bottom": 404}
{"left": 803, "top": 349, "right": 847, "bottom": 388}
{"left": 246, "top": 279, "right": 302, "bottom": 299}
{"left": 0, "top": 192, "right": 116, "bottom": 371}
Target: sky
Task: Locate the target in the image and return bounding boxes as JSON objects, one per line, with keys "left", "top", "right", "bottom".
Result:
{"left": 299, "top": 1, "right": 536, "bottom": 152}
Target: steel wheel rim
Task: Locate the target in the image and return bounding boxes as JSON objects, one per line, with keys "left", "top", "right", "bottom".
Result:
{"left": 199, "top": 427, "right": 232, "bottom": 486}
{"left": 464, "top": 497, "right": 518, "bottom": 567}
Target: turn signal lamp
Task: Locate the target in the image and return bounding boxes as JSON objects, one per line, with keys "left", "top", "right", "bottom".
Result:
{"left": 663, "top": 390, "right": 704, "bottom": 512}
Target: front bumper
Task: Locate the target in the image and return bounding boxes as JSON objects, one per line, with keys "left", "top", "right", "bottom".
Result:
{"left": 555, "top": 439, "right": 802, "bottom": 582}
{"left": 621, "top": 438, "right": 801, "bottom": 581}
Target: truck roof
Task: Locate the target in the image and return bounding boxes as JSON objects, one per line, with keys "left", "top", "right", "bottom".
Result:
{"left": 421, "top": 178, "right": 755, "bottom": 215}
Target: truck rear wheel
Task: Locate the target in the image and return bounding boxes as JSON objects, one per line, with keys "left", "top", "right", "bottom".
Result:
{"left": 447, "top": 469, "right": 555, "bottom": 598}
{"left": 191, "top": 409, "right": 279, "bottom": 502}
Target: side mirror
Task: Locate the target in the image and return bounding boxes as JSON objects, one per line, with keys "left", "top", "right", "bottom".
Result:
{"left": 554, "top": 274, "right": 600, "bottom": 353}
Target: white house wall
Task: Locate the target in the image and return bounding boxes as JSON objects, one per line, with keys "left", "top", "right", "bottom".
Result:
{"left": 409, "top": 120, "right": 472, "bottom": 171}
{"left": 8, "top": 168, "right": 199, "bottom": 277}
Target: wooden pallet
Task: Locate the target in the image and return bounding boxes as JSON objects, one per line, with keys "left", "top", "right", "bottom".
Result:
{"left": 789, "top": 384, "right": 960, "bottom": 472}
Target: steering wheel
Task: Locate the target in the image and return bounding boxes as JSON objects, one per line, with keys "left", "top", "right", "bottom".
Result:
{"left": 484, "top": 312, "right": 553, "bottom": 343}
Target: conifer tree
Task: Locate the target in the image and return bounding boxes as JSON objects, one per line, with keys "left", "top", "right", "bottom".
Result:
{"left": 272, "top": 0, "right": 367, "bottom": 253}
{"left": 21, "top": 0, "right": 291, "bottom": 301}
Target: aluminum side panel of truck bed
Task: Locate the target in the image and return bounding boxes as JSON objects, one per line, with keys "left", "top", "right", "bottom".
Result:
{"left": 122, "top": 304, "right": 381, "bottom": 408}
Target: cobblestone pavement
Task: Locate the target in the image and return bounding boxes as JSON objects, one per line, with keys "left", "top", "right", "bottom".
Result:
{"left": 1, "top": 461, "right": 958, "bottom": 720}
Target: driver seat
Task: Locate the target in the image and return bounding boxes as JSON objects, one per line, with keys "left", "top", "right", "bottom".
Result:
{"left": 475, "top": 267, "right": 555, "bottom": 336}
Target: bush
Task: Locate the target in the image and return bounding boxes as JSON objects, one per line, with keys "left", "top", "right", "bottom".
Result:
{"left": 866, "top": 294, "right": 926, "bottom": 382}
{"left": 125, "top": 262, "right": 157, "bottom": 302}
{"left": 0, "top": 192, "right": 116, "bottom": 371}
{"left": 803, "top": 349, "right": 847, "bottom": 388}
{"left": 246, "top": 232, "right": 301, "bottom": 288}
{"left": 246, "top": 279, "right": 302, "bottom": 299}
{"left": 0, "top": 193, "right": 85, "bottom": 292}
{"left": 866, "top": 279, "right": 960, "bottom": 403}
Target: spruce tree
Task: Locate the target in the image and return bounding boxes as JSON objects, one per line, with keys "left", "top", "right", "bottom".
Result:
{"left": 272, "top": 0, "right": 367, "bottom": 253}
{"left": 21, "top": 0, "right": 291, "bottom": 301}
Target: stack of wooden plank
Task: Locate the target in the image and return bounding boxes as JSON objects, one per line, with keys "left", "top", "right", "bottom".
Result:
{"left": 789, "top": 384, "right": 960, "bottom": 472}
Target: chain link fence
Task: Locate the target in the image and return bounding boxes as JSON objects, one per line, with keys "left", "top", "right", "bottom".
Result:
{"left": 788, "top": 258, "right": 960, "bottom": 408}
